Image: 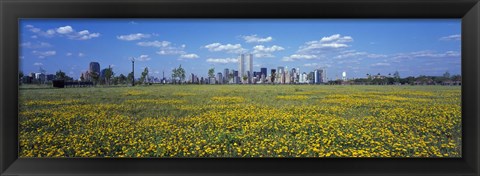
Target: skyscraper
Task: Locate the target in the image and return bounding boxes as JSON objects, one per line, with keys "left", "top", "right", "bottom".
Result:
{"left": 223, "top": 68, "right": 229, "bottom": 84}
{"left": 247, "top": 54, "right": 253, "bottom": 76}
{"left": 270, "top": 69, "right": 276, "bottom": 83}
{"left": 238, "top": 54, "right": 245, "bottom": 77}
{"left": 216, "top": 72, "right": 223, "bottom": 84}
{"left": 260, "top": 67, "right": 267, "bottom": 78}
{"left": 89, "top": 62, "right": 100, "bottom": 75}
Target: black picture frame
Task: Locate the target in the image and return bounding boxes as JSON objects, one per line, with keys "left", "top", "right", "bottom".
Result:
{"left": 1, "top": 0, "right": 479, "bottom": 175}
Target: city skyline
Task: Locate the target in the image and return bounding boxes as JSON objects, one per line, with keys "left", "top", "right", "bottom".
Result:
{"left": 20, "top": 19, "right": 461, "bottom": 80}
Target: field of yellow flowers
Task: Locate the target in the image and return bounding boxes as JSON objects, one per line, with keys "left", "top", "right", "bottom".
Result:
{"left": 19, "top": 85, "right": 461, "bottom": 158}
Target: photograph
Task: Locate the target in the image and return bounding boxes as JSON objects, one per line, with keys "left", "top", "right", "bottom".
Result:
{"left": 18, "top": 19, "right": 462, "bottom": 158}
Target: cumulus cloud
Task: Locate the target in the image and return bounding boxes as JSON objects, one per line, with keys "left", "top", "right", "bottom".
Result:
{"left": 371, "top": 62, "right": 391, "bottom": 67}
{"left": 204, "top": 43, "right": 246, "bottom": 54}
{"left": 206, "top": 58, "right": 238, "bottom": 64}
{"left": 253, "top": 45, "right": 284, "bottom": 53}
{"left": 78, "top": 52, "right": 85, "bottom": 57}
{"left": 439, "top": 34, "right": 461, "bottom": 41}
{"left": 25, "top": 25, "right": 100, "bottom": 40}
{"left": 136, "top": 55, "right": 151, "bottom": 61}
{"left": 56, "top": 26, "right": 73, "bottom": 34}
{"left": 20, "top": 41, "right": 52, "bottom": 49}
{"left": 298, "top": 34, "right": 353, "bottom": 54}
{"left": 179, "top": 54, "right": 199, "bottom": 59}
{"left": 242, "top": 34, "right": 273, "bottom": 43}
{"left": 137, "top": 40, "right": 171, "bottom": 47}
{"left": 32, "top": 50, "right": 56, "bottom": 58}
{"left": 117, "top": 33, "right": 151, "bottom": 41}
{"left": 33, "top": 62, "right": 43, "bottom": 66}
{"left": 66, "top": 52, "right": 73, "bottom": 56}
{"left": 137, "top": 40, "right": 187, "bottom": 55}
{"left": 252, "top": 45, "right": 284, "bottom": 58}
{"left": 282, "top": 54, "right": 318, "bottom": 62}
{"left": 391, "top": 50, "right": 460, "bottom": 60}
{"left": 335, "top": 50, "right": 387, "bottom": 59}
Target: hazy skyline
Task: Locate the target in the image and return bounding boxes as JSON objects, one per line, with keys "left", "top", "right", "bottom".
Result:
{"left": 19, "top": 19, "right": 461, "bottom": 80}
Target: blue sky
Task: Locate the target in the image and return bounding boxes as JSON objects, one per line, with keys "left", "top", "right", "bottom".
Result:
{"left": 19, "top": 19, "right": 461, "bottom": 80}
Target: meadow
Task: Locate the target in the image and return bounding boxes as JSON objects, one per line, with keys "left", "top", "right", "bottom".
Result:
{"left": 19, "top": 85, "right": 461, "bottom": 157}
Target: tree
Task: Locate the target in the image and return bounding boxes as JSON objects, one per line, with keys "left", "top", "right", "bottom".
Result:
{"left": 118, "top": 74, "right": 127, "bottom": 84}
{"left": 140, "top": 67, "right": 149, "bottom": 84}
{"left": 208, "top": 68, "right": 215, "bottom": 78}
{"left": 104, "top": 66, "right": 114, "bottom": 85}
{"left": 176, "top": 65, "right": 186, "bottom": 84}
{"left": 80, "top": 74, "right": 85, "bottom": 82}
{"left": 171, "top": 68, "right": 178, "bottom": 84}
{"left": 56, "top": 70, "right": 67, "bottom": 80}
{"left": 19, "top": 71, "right": 24, "bottom": 85}
{"left": 443, "top": 71, "right": 451, "bottom": 79}
{"left": 127, "top": 72, "right": 134, "bottom": 85}
{"left": 393, "top": 71, "right": 400, "bottom": 83}
{"left": 89, "top": 71, "right": 100, "bottom": 85}
{"left": 242, "top": 75, "right": 248, "bottom": 83}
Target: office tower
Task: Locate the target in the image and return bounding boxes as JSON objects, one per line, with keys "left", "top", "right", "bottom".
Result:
{"left": 247, "top": 54, "right": 253, "bottom": 76}
{"left": 89, "top": 62, "right": 100, "bottom": 75}
{"left": 224, "top": 68, "right": 229, "bottom": 84}
{"left": 260, "top": 68, "right": 267, "bottom": 78}
{"left": 233, "top": 70, "right": 239, "bottom": 84}
{"left": 314, "top": 69, "right": 320, "bottom": 84}
{"left": 238, "top": 54, "right": 245, "bottom": 77}
{"left": 216, "top": 72, "right": 223, "bottom": 84}
{"left": 270, "top": 69, "right": 276, "bottom": 83}
{"left": 277, "top": 66, "right": 285, "bottom": 74}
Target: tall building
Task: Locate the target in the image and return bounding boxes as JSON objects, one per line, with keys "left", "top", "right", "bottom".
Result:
{"left": 246, "top": 54, "right": 253, "bottom": 76}
{"left": 238, "top": 54, "right": 245, "bottom": 77}
{"left": 216, "top": 72, "right": 223, "bottom": 84}
{"left": 89, "top": 62, "right": 100, "bottom": 75}
{"left": 314, "top": 69, "right": 327, "bottom": 84}
{"left": 223, "top": 68, "right": 229, "bottom": 84}
{"left": 233, "top": 70, "right": 239, "bottom": 84}
{"left": 260, "top": 68, "right": 267, "bottom": 78}
{"left": 277, "top": 66, "right": 285, "bottom": 74}
{"left": 342, "top": 71, "right": 347, "bottom": 81}
{"left": 270, "top": 69, "right": 276, "bottom": 83}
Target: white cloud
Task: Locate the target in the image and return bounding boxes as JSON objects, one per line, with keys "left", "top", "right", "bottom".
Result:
{"left": 31, "top": 35, "right": 38, "bottom": 39}
{"left": 33, "top": 62, "right": 43, "bottom": 66}
{"left": 137, "top": 55, "right": 151, "bottom": 61}
{"left": 137, "top": 40, "right": 171, "bottom": 47}
{"left": 117, "top": 33, "right": 151, "bottom": 41}
{"left": 335, "top": 50, "right": 387, "bottom": 59}
{"left": 32, "top": 50, "right": 56, "bottom": 58}
{"left": 78, "top": 52, "right": 85, "bottom": 57}
{"left": 439, "top": 34, "right": 461, "bottom": 41}
{"left": 392, "top": 50, "right": 460, "bottom": 60}
{"left": 25, "top": 25, "right": 100, "bottom": 40}
{"left": 282, "top": 54, "right": 318, "bottom": 62}
{"left": 204, "top": 43, "right": 246, "bottom": 54}
{"left": 242, "top": 34, "right": 273, "bottom": 43}
{"left": 66, "top": 52, "right": 73, "bottom": 56}
{"left": 371, "top": 62, "right": 391, "bottom": 67}
{"left": 253, "top": 45, "right": 284, "bottom": 53}
{"left": 20, "top": 41, "right": 52, "bottom": 49}
{"left": 298, "top": 34, "right": 353, "bottom": 54}
{"left": 179, "top": 54, "right": 199, "bottom": 59}
{"left": 56, "top": 26, "right": 73, "bottom": 34}
{"left": 206, "top": 58, "right": 238, "bottom": 64}
{"left": 252, "top": 45, "right": 284, "bottom": 58}
{"left": 304, "top": 63, "right": 331, "bottom": 68}
{"left": 137, "top": 40, "right": 187, "bottom": 55}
